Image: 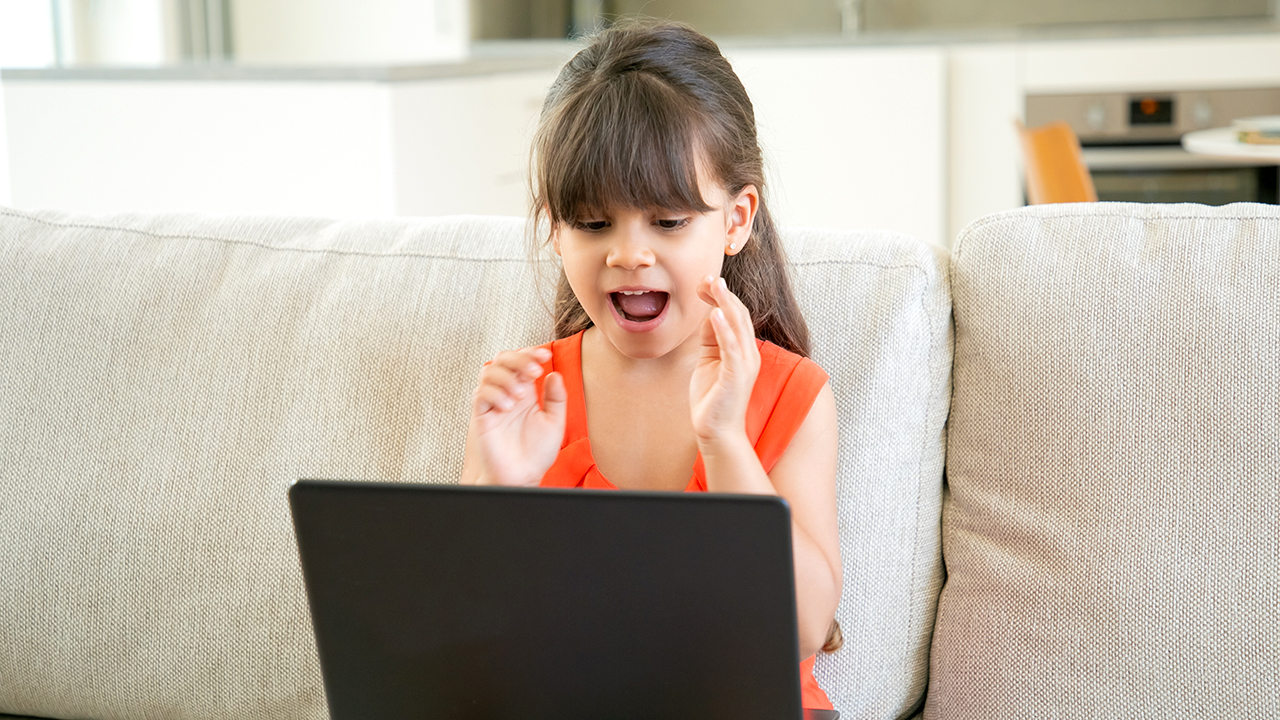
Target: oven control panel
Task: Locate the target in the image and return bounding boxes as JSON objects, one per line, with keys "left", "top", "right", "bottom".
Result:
{"left": 1026, "top": 87, "right": 1280, "bottom": 145}
{"left": 1129, "top": 96, "right": 1174, "bottom": 126}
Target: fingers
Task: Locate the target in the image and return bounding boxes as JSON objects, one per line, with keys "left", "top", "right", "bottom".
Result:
{"left": 697, "top": 275, "right": 718, "bottom": 306}
{"left": 709, "top": 304, "right": 738, "bottom": 350}
{"left": 700, "top": 275, "right": 756, "bottom": 344}
{"left": 541, "top": 371, "right": 567, "bottom": 425}
{"left": 707, "top": 306, "right": 745, "bottom": 381}
{"left": 473, "top": 346, "right": 552, "bottom": 415}
{"left": 699, "top": 275, "right": 750, "bottom": 324}
{"left": 473, "top": 383, "right": 520, "bottom": 415}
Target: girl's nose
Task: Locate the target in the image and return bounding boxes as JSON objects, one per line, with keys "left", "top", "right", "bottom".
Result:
{"left": 605, "top": 228, "right": 655, "bottom": 269}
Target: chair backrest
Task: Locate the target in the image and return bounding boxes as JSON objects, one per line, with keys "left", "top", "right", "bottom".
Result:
{"left": 1016, "top": 120, "right": 1098, "bottom": 204}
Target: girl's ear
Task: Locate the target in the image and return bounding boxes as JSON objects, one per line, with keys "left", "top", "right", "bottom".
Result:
{"left": 724, "top": 184, "right": 759, "bottom": 256}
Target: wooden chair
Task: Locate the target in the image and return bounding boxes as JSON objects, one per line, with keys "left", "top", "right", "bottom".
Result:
{"left": 1016, "top": 120, "right": 1098, "bottom": 204}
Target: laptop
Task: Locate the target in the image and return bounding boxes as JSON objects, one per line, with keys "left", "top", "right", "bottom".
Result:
{"left": 289, "top": 479, "right": 839, "bottom": 720}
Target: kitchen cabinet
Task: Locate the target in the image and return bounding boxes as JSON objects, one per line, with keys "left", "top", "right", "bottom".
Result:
{"left": 3, "top": 29, "right": 1278, "bottom": 247}
{"left": 0, "top": 46, "right": 950, "bottom": 243}
{"left": 0, "top": 63, "right": 560, "bottom": 219}
{"left": 946, "top": 30, "right": 1280, "bottom": 241}
{"left": 729, "top": 46, "right": 948, "bottom": 247}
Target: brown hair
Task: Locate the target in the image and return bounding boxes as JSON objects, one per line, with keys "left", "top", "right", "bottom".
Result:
{"left": 530, "top": 19, "right": 811, "bottom": 358}
{"left": 530, "top": 20, "right": 840, "bottom": 653}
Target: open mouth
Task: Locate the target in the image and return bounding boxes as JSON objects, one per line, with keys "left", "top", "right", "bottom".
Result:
{"left": 610, "top": 290, "right": 669, "bottom": 323}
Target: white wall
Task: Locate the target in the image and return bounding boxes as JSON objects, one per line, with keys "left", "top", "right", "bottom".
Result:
{"left": 0, "top": 0, "right": 33, "bottom": 203}
{"left": 0, "top": 0, "right": 58, "bottom": 68}
{"left": 1020, "top": 33, "right": 1280, "bottom": 93}
{"left": 0, "top": 79, "right": 10, "bottom": 206}
{"left": 1, "top": 72, "right": 555, "bottom": 218}
{"left": 47, "top": 0, "right": 176, "bottom": 66}
{"left": 231, "top": 0, "right": 469, "bottom": 65}
{"left": 75, "top": 0, "right": 175, "bottom": 65}
{"left": 729, "top": 46, "right": 949, "bottom": 247}
{"left": 3, "top": 80, "right": 396, "bottom": 216}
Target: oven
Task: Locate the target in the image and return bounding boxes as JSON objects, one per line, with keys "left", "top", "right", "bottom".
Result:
{"left": 1026, "top": 88, "right": 1280, "bottom": 205}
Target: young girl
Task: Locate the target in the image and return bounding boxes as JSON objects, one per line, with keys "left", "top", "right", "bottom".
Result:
{"left": 460, "top": 20, "right": 842, "bottom": 711}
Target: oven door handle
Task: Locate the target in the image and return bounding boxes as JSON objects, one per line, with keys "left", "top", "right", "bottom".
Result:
{"left": 1081, "top": 146, "right": 1266, "bottom": 171}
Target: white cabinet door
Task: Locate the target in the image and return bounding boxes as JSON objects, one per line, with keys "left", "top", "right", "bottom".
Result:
{"left": 947, "top": 43, "right": 1023, "bottom": 244}
{"left": 390, "top": 69, "right": 558, "bottom": 218}
{"left": 3, "top": 79, "right": 395, "bottom": 216}
{"left": 0, "top": 68, "right": 559, "bottom": 219}
{"left": 728, "top": 45, "right": 948, "bottom": 247}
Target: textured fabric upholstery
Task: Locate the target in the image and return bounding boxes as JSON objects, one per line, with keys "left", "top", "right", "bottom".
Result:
{"left": 928, "top": 203, "right": 1280, "bottom": 719}
{"left": 0, "top": 210, "right": 553, "bottom": 720}
{"left": 786, "top": 228, "right": 951, "bottom": 719}
{"left": 0, "top": 208, "right": 950, "bottom": 720}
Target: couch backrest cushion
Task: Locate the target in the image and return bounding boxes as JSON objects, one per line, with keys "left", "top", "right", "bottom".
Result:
{"left": 930, "top": 202, "right": 1280, "bottom": 719}
{"left": 0, "top": 210, "right": 554, "bottom": 720}
{"left": 785, "top": 228, "right": 951, "bottom": 718}
{"left": 0, "top": 208, "right": 950, "bottom": 720}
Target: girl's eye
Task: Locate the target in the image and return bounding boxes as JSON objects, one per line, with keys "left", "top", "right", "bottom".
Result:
{"left": 576, "top": 220, "right": 609, "bottom": 232}
{"left": 656, "top": 218, "right": 688, "bottom": 230}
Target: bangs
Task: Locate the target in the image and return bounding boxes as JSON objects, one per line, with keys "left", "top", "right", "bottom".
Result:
{"left": 537, "top": 71, "right": 715, "bottom": 224}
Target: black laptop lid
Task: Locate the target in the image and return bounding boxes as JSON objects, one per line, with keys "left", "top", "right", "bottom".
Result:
{"left": 289, "top": 480, "right": 803, "bottom": 720}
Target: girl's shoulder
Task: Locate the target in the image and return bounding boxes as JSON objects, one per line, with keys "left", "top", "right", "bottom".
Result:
{"left": 755, "top": 339, "right": 829, "bottom": 393}
{"left": 749, "top": 340, "right": 830, "bottom": 472}
{"left": 542, "top": 331, "right": 584, "bottom": 377}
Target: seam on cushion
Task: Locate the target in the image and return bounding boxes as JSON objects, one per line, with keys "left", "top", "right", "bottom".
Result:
{"left": 0, "top": 209, "right": 543, "bottom": 265}
{"left": 801, "top": 255, "right": 938, "bottom": 712}
{"left": 950, "top": 204, "right": 1278, "bottom": 316}
{"left": 3, "top": 209, "right": 943, "bottom": 273}
{"left": 955, "top": 207, "right": 1278, "bottom": 249}
{"left": 952, "top": 219, "right": 970, "bottom": 265}
{"left": 813, "top": 255, "right": 945, "bottom": 710}
{"left": 971, "top": 208, "right": 1279, "bottom": 227}
{"left": 903, "top": 258, "right": 947, "bottom": 710}
{"left": 792, "top": 259, "right": 942, "bottom": 278}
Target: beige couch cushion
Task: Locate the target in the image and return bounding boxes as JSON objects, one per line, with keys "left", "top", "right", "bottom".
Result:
{"left": 786, "top": 228, "right": 951, "bottom": 718}
{"left": 929, "top": 202, "right": 1280, "bottom": 719}
{"left": 0, "top": 207, "right": 949, "bottom": 720}
{"left": 0, "top": 210, "right": 553, "bottom": 720}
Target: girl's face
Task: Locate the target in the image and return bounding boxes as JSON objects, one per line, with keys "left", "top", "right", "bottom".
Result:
{"left": 554, "top": 175, "right": 758, "bottom": 362}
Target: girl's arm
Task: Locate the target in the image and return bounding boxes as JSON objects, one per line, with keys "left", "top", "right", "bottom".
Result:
{"left": 699, "top": 385, "right": 842, "bottom": 660}
{"left": 692, "top": 277, "right": 842, "bottom": 659}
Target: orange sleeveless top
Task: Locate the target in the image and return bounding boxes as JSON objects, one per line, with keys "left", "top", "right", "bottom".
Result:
{"left": 531, "top": 330, "right": 833, "bottom": 710}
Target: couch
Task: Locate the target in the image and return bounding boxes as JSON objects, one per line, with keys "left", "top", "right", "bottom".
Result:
{"left": 0, "top": 201, "right": 1275, "bottom": 720}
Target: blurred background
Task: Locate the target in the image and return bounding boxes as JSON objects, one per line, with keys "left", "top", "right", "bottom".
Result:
{"left": 1, "top": 0, "right": 1278, "bottom": 245}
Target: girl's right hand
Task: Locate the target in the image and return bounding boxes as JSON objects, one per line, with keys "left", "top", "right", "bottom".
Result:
{"left": 462, "top": 346, "right": 567, "bottom": 487}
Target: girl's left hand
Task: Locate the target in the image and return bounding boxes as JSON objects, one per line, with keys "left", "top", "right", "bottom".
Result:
{"left": 690, "top": 275, "right": 760, "bottom": 445}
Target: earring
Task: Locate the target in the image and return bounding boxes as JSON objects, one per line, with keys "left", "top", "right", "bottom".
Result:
{"left": 728, "top": 243, "right": 737, "bottom": 251}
